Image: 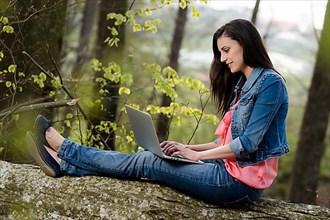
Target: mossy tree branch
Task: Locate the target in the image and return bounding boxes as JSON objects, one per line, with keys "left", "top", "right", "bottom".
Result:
{"left": 1, "top": 161, "right": 329, "bottom": 219}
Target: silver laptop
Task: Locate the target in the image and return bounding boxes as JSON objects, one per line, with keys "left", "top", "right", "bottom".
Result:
{"left": 125, "top": 105, "right": 203, "bottom": 164}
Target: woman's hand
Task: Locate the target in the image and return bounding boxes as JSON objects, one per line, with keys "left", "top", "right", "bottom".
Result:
{"left": 160, "top": 141, "right": 200, "bottom": 161}
{"left": 160, "top": 141, "right": 184, "bottom": 155}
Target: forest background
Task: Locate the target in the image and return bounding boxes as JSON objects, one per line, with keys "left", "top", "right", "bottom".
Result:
{"left": 0, "top": 0, "right": 329, "bottom": 208}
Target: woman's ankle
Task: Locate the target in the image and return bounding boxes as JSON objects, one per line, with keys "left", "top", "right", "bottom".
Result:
{"left": 45, "top": 146, "right": 61, "bottom": 164}
{"left": 46, "top": 127, "right": 65, "bottom": 152}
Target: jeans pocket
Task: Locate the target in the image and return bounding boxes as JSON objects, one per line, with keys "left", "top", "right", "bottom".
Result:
{"left": 217, "top": 178, "right": 238, "bottom": 188}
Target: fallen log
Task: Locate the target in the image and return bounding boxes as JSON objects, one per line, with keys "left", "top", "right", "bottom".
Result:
{"left": 1, "top": 160, "right": 329, "bottom": 219}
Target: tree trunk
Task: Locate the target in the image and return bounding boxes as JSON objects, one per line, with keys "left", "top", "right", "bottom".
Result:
{"left": 61, "top": 0, "right": 99, "bottom": 138}
{"left": 0, "top": 0, "right": 68, "bottom": 162}
{"left": 288, "top": 2, "right": 330, "bottom": 204}
{"left": 88, "top": 0, "right": 127, "bottom": 150}
{"left": 1, "top": 160, "right": 329, "bottom": 219}
{"left": 71, "top": 0, "right": 98, "bottom": 77}
{"left": 251, "top": 0, "right": 261, "bottom": 24}
{"left": 156, "top": 7, "right": 188, "bottom": 142}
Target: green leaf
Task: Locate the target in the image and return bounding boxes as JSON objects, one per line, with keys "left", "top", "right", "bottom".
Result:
{"left": 143, "top": 20, "right": 158, "bottom": 33}
{"left": 146, "top": 105, "right": 160, "bottom": 114}
{"left": 119, "top": 87, "right": 131, "bottom": 95}
{"left": 125, "top": 10, "right": 135, "bottom": 19}
{"left": 0, "top": 51, "right": 4, "bottom": 61}
{"left": 51, "top": 78, "right": 62, "bottom": 89}
{"left": 8, "top": 64, "right": 16, "bottom": 73}
{"left": 105, "top": 37, "right": 120, "bottom": 47}
{"left": 120, "top": 73, "right": 133, "bottom": 86}
{"left": 179, "top": 0, "right": 187, "bottom": 9}
{"left": 92, "top": 59, "right": 102, "bottom": 71}
{"left": 39, "top": 72, "right": 47, "bottom": 81}
{"left": 5, "top": 81, "right": 11, "bottom": 88}
{"left": 103, "top": 71, "right": 115, "bottom": 81}
{"left": 176, "top": 116, "right": 182, "bottom": 126}
{"left": 66, "top": 113, "right": 74, "bottom": 119}
{"left": 32, "top": 74, "right": 45, "bottom": 88}
{"left": 163, "top": 66, "right": 178, "bottom": 78}
{"left": 0, "top": 16, "right": 9, "bottom": 25}
{"left": 2, "top": 25, "right": 14, "bottom": 34}
{"left": 153, "top": 19, "right": 162, "bottom": 27}
{"left": 191, "top": 7, "right": 201, "bottom": 18}
{"left": 49, "top": 91, "right": 56, "bottom": 98}
{"left": 18, "top": 72, "right": 25, "bottom": 77}
{"left": 64, "top": 120, "right": 71, "bottom": 127}
{"left": 107, "top": 13, "right": 127, "bottom": 25}
{"left": 145, "top": 9, "right": 152, "bottom": 16}
{"left": 133, "top": 24, "right": 142, "bottom": 32}
{"left": 109, "top": 62, "right": 121, "bottom": 73}
{"left": 137, "top": 8, "right": 144, "bottom": 16}
{"left": 107, "top": 13, "right": 116, "bottom": 20}
{"left": 109, "top": 27, "right": 118, "bottom": 36}
{"left": 126, "top": 135, "right": 133, "bottom": 143}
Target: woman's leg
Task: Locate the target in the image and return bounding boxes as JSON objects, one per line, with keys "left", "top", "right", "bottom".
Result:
{"left": 47, "top": 128, "right": 262, "bottom": 205}
{"left": 59, "top": 142, "right": 262, "bottom": 205}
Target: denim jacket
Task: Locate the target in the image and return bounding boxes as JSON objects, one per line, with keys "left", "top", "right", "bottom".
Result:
{"left": 229, "top": 67, "right": 289, "bottom": 167}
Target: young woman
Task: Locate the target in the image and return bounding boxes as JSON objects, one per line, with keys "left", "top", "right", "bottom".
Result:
{"left": 26, "top": 19, "right": 289, "bottom": 206}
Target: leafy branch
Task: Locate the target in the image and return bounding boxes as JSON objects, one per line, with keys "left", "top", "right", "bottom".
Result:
{"left": 0, "top": 99, "right": 79, "bottom": 118}
{"left": 22, "top": 49, "right": 110, "bottom": 149}
{"left": 186, "top": 91, "right": 211, "bottom": 144}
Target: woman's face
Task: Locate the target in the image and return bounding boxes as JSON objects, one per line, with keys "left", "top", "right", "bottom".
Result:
{"left": 217, "top": 35, "right": 252, "bottom": 77}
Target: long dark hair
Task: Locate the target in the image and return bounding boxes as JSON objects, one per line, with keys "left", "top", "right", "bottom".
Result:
{"left": 209, "top": 19, "right": 274, "bottom": 116}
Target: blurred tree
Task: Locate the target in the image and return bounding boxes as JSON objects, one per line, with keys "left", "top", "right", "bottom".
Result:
{"left": 156, "top": 6, "right": 188, "bottom": 142}
{"left": 61, "top": 0, "right": 99, "bottom": 138}
{"left": 0, "top": 0, "right": 68, "bottom": 161}
{"left": 71, "top": 0, "right": 98, "bottom": 76}
{"left": 288, "top": 1, "right": 330, "bottom": 204}
{"left": 89, "top": 0, "right": 127, "bottom": 150}
{"left": 251, "top": 0, "right": 261, "bottom": 25}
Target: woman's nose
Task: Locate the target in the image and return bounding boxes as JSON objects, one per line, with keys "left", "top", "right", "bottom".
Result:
{"left": 220, "top": 54, "right": 226, "bottom": 62}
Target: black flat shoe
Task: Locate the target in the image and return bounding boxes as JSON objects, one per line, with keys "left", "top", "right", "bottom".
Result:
{"left": 26, "top": 131, "right": 63, "bottom": 177}
{"left": 34, "top": 115, "right": 54, "bottom": 150}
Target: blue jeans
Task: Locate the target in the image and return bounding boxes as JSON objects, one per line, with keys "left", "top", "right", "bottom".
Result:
{"left": 58, "top": 139, "right": 263, "bottom": 206}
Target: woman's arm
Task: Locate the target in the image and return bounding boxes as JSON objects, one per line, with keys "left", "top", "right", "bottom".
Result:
{"left": 186, "top": 142, "right": 218, "bottom": 151}
{"left": 171, "top": 144, "right": 236, "bottom": 161}
{"left": 229, "top": 76, "right": 288, "bottom": 157}
{"left": 160, "top": 141, "right": 217, "bottom": 155}
{"left": 161, "top": 141, "right": 236, "bottom": 161}
{"left": 197, "top": 144, "right": 236, "bottom": 160}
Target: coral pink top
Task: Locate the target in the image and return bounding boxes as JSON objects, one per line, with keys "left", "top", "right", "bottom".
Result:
{"left": 214, "top": 103, "right": 279, "bottom": 189}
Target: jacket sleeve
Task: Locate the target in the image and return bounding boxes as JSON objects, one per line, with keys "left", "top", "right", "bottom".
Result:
{"left": 229, "top": 75, "right": 287, "bottom": 157}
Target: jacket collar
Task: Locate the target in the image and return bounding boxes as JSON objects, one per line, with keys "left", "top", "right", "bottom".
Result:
{"left": 242, "top": 67, "right": 264, "bottom": 93}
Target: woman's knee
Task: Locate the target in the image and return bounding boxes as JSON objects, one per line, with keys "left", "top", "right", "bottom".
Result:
{"left": 136, "top": 150, "right": 156, "bottom": 159}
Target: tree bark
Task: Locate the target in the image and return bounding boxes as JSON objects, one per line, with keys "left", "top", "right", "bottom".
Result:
{"left": 88, "top": 0, "right": 127, "bottom": 150}
{"left": 156, "top": 7, "right": 188, "bottom": 142}
{"left": 71, "top": 0, "right": 98, "bottom": 77}
{"left": 1, "top": 160, "right": 329, "bottom": 219}
{"left": 61, "top": 0, "right": 99, "bottom": 138}
{"left": 288, "top": 2, "right": 330, "bottom": 204}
